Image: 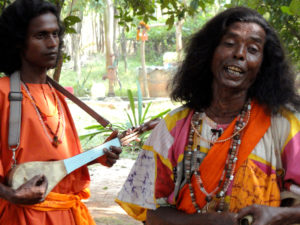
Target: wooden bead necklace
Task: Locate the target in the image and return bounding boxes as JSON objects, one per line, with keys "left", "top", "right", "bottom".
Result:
{"left": 185, "top": 99, "right": 251, "bottom": 213}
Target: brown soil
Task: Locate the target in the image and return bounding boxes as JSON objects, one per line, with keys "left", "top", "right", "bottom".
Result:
{"left": 85, "top": 159, "right": 142, "bottom": 225}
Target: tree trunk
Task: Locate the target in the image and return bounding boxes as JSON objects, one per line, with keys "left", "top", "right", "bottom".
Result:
{"left": 92, "top": 11, "right": 99, "bottom": 52}
{"left": 120, "top": 28, "right": 128, "bottom": 72}
{"left": 53, "top": 55, "right": 63, "bottom": 82}
{"left": 99, "top": 17, "right": 105, "bottom": 53}
{"left": 53, "top": 0, "right": 65, "bottom": 82}
{"left": 141, "top": 40, "right": 149, "bottom": 97}
{"left": 72, "top": 10, "right": 83, "bottom": 82}
{"left": 104, "top": 0, "right": 116, "bottom": 96}
{"left": 175, "top": 19, "right": 184, "bottom": 62}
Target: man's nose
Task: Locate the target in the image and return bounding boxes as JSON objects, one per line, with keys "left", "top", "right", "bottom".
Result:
{"left": 46, "top": 35, "right": 58, "bottom": 48}
{"left": 233, "top": 44, "right": 246, "bottom": 60}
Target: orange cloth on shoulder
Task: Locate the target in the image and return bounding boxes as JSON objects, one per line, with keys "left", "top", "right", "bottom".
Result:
{"left": 177, "top": 101, "right": 271, "bottom": 213}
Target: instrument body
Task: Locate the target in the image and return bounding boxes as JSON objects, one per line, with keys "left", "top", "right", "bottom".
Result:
{"left": 7, "top": 137, "right": 121, "bottom": 197}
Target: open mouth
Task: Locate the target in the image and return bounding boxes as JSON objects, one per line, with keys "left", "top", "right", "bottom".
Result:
{"left": 225, "top": 65, "right": 244, "bottom": 76}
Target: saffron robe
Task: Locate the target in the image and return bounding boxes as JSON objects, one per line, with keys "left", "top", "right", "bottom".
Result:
{"left": 0, "top": 77, "right": 95, "bottom": 225}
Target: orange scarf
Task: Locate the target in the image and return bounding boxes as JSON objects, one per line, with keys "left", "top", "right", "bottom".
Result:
{"left": 22, "top": 189, "right": 95, "bottom": 225}
{"left": 177, "top": 101, "right": 271, "bottom": 213}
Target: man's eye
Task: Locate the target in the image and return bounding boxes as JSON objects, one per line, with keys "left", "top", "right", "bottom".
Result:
{"left": 248, "top": 46, "right": 259, "bottom": 54}
{"left": 223, "top": 41, "right": 234, "bottom": 47}
{"left": 52, "top": 31, "right": 58, "bottom": 37}
{"left": 35, "top": 33, "right": 45, "bottom": 39}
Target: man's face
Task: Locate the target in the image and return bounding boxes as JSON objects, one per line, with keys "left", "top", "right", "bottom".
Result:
{"left": 22, "top": 12, "right": 60, "bottom": 70}
{"left": 211, "top": 22, "right": 266, "bottom": 91}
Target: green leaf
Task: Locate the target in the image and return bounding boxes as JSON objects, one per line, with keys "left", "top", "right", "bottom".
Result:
{"left": 141, "top": 102, "right": 152, "bottom": 124}
{"left": 125, "top": 16, "right": 133, "bottom": 22}
{"left": 84, "top": 124, "right": 104, "bottom": 130}
{"left": 149, "top": 15, "right": 157, "bottom": 21}
{"left": 161, "top": 0, "right": 169, "bottom": 9}
{"left": 199, "top": 1, "right": 206, "bottom": 11}
{"left": 79, "top": 131, "right": 104, "bottom": 141}
{"left": 190, "top": 0, "right": 199, "bottom": 10}
{"left": 125, "top": 111, "right": 134, "bottom": 128}
{"left": 289, "top": 0, "right": 300, "bottom": 16}
{"left": 127, "top": 89, "right": 137, "bottom": 126}
{"left": 151, "top": 108, "right": 171, "bottom": 119}
{"left": 64, "top": 15, "right": 81, "bottom": 26}
{"left": 166, "top": 15, "right": 175, "bottom": 30}
{"left": 170, "top": 0, "right": 177, "bottom": 10}
{"left": 136, "top": 81, "right": 143, "bottom": 124}
{"left": 65, "top": 27, "right": 77, "bottom": 34}
{"left": 257, "top": 7, "right": 266, "bottom": 15}
{"left": 224, "top": 3, "right": 234, "bottom": 8}
{"left": 247, "top": 0, "right": 260, "bottom": 8}
{"left": 281, "top": 6, "right": 293, "bottom": 15}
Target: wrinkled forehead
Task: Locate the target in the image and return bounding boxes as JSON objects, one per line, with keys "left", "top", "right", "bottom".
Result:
{"left": 222, "top": 21, "right": 266, "bottom": 44}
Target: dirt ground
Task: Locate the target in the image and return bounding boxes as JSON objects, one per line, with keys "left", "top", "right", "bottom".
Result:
{"left": 85, "top": 159, "right": 142, "bottom": 225}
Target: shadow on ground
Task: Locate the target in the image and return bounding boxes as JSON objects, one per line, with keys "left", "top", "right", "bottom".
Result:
{"left": 86, "top": 159, "right": 142, "bottom": 225}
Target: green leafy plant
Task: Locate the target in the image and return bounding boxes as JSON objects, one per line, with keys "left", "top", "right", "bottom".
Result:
{"left": 79, "top": 82, "right": 170, "bottom": 152}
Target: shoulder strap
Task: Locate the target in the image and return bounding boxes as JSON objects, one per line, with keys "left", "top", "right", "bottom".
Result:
{"left": 47, "top": 76, "right": 111, "bottom": 128}
{"left": 8, "top": 71, "right": 23, "bottom": 150}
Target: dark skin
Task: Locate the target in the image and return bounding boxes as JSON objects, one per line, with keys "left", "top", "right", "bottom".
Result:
{"left": 207, "top": 22, "right": 265, "bottom": 124}
{"left": 146, "top": 207, "right": 237, "bottom": 225}
{"left": 147, "top": 22, "right": 299, "bottom": 225}
{"left": 0, "top": 12, "right": 121, "bottom": 205}
{"left": 237, "top": 204, "right": 300, "bottom": 225}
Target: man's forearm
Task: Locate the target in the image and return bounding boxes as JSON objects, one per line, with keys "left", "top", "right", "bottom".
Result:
{"left": 146, "top": 207, "right": 236, "bottom": 225}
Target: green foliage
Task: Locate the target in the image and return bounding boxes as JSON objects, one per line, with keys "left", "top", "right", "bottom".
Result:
{"left": 79, "top": 85, "right": 170, "bottom": 151}
{"left": 285, "top": 0, "right": 300, "bottom": 16}
{"left": 115, "top": 0, "right": 156, "bottom": 31}
{"left": 64, "top": 15, "right": 82, "bottom": 34}
{"left": 115, "top": 0, "right": 215, "bottom": 30}
{"left": 121, "top": 12, "right": 209, "bottom": 66}
{"left": 229, "top": 0, "right": 300, "bottom": 66}
{"left": 0, "top": 0, "right": 11, "bottom": 14}
{"left": 115, "top": 0, "right": 300, "bottom": 66}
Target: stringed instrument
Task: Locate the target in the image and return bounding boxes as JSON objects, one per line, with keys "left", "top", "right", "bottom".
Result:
{"left": 6, "top": 75, "right": 161, "bottom": 198}
{"left": 6, "top": 121, "right": 157, "bottom": 197}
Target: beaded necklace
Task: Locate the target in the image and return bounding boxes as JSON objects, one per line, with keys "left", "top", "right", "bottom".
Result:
{"left": 22, "top": 82, "right": 65, "bottom": 147}
{"left": 185, "top": 99, "right": 251, "bottom": 213}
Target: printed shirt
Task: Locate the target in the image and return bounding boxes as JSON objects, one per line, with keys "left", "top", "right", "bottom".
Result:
{"left": 116, "top": 103, "right": 300, "bottom": 221}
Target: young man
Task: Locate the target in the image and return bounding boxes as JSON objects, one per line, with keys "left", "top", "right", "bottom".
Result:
{"left": 0, "top": 0, "right": 121, "bottom": 224}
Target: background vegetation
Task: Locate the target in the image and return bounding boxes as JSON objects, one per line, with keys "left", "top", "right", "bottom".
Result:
{"left": 0, "top": 0, "right": 299, "bottom": 149}
{"left": 0, "top": 0, "right": 299, "bottom": 96}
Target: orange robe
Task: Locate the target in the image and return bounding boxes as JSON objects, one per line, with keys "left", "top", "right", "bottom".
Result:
{"left": 0, "top": 77, "right": 94, "bottom": 225}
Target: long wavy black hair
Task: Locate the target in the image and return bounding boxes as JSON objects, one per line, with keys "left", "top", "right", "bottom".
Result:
{"left": 170, "top": 7, "right": 300, "bottom": 113}
{"left": 0, "top": 0, "right": 64, "bottom": 76}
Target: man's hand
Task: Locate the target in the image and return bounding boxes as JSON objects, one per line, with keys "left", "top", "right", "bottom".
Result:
{"left": 102, "top": 146, "right": 122, "bottom": 167}
{"left": 5, "top": 174, "right": 48, "bottom": 205}
{"left": 238, "top": 204, "right": 300, "bottom": 225}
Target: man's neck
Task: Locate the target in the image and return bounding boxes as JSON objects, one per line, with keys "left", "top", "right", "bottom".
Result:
{"left": 205, "top": 85, "right": 248, "bottom": 124}
{"left": 20, "top": 66, "right": 48, "bottom": 84}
